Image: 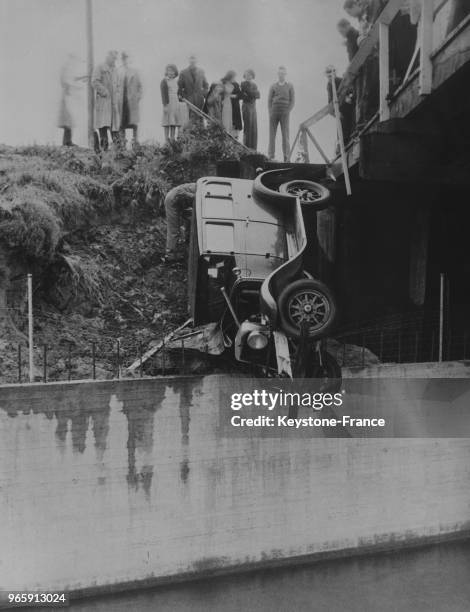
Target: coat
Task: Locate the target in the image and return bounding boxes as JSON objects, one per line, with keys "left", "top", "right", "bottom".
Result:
{"left": 92, "top": 62, "right": 121, "bottom": 130}
{"left": 121, "top": 67, "right": 142, "bottom": 127}
{"left": 58, "top": 63, "right": 78, "bottom": 128}
{"left": 230, "top": 81, "right": 243, "bottom": 131}
{"left": 177, "top": 67, "right": 209, "bottom": 109}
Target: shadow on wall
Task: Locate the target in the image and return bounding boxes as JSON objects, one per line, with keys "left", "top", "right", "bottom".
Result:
{"left": 0, "top": 378, "right": 206, "bottom": 494}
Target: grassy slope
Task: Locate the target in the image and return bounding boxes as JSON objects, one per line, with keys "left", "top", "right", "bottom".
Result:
{"left": 0, "top": 125, "right": 256, "bottom": 383}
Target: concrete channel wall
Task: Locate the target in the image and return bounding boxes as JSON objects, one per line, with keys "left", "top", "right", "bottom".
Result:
{"left": 0, "top": 374, "right": 469, "bottom": 596}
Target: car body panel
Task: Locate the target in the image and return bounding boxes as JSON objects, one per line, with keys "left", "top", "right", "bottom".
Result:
{"left": 190, "top": 169, "right": 308, "bottom": 328}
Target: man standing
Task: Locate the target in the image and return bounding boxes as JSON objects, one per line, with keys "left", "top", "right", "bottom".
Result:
{"left": 119, "top": 51, "right": 143, "bottom": 147}
{"left": 91, "top": 50, "right": 121, "bottom": 152}
{"left": 268, "top": 66, "right": 295, "bottom": 162}
{"left": 177, "top": 55, "right": 209, "bottom": 123}
{"left": 162, "top": 183, "right": 197, "bottom": 264}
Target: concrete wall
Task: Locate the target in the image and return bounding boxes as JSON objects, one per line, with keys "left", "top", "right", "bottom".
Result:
{"left": 0, "top": 375, "right": 469, "bottom": 596}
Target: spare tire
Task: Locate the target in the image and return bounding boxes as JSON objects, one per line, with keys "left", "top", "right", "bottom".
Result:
{"left": 279, "top": 180, "right": 330, "bottom": 209}
{"left": 278, "top": 278, "right": 337, "bottom": 339}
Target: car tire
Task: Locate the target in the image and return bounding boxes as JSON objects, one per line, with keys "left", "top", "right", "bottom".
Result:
{"left": 279, "top": 180, "right": 330, "bottom": 209}
{"left": 278, "top": 278, "right": 337, "bottom": 339}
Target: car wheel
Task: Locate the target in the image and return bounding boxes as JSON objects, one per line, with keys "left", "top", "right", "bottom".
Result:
{"left": 278, "top": 279, "right": 337, "bottom": 339}
{"left": 279, "top": 180, "right": 330, "bottom": 209}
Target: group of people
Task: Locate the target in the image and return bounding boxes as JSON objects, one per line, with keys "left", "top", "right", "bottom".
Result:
{"left": 160, "top": 55, "right": 295, "bottom": 161}
{"left": 91, "top": 50, "right": 143, "bottom": 152}
{"left": 334, "top": 0, "right": 470, "bottom": 133}
{"left": 59, "top": 52, "right": 296, "bottom": 161}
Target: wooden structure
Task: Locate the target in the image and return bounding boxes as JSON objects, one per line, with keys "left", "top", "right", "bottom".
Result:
{"left": 291, "top": 0, "right": 470, "bottom": 185}
{"left": 290, "top": 0, "right": 470, "bottom": 338}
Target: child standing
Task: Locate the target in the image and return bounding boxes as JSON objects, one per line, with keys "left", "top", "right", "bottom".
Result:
{"left": 204, "top": 81, "right": 224, "bottom": 123}
{"left": 161, "top": 64, "right": 181, "bottom": 141}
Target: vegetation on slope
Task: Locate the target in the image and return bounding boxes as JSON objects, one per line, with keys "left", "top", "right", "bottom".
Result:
{"left": 0, "top": 124, "right": 261, "bottom": 382}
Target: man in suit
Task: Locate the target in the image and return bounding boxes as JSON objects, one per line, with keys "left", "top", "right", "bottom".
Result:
{"left": 177, "top": 55, "right": 209, "bottom": 123}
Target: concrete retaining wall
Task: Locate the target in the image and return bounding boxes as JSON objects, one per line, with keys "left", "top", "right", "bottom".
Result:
{"left": 0, "top": 375, "right": 469, "bottom": 595}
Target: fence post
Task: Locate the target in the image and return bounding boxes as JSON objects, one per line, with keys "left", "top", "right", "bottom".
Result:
{"left": 43, "top": 344, "right": 47, "bottom": 383}
{"left": 181, "top": 338, "right": 186, "bottom": 375}
{"left": 162, "top": 338, "right": 166, "bottom": 375}
{"left": 67, "top": 343, "right": 72, "bottom": 382}
{"left": 116, "top": 340, "right": 121, "bottom": 380}
{"left": 27, "top": 273, "right": 34, "bottom": 382}
{"left": 92, "top": 342, "right": 96, "bottom": 380}
{"left": 18, "top": 344, "right": 22, "bottom": 383}
{"left": 439, "top": 272, "right": 444, "bottom": 362}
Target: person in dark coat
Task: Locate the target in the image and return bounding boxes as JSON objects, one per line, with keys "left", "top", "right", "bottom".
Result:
{"left": 337, "top": 18, "right": 359, "bottom": 61}
{"left": 240, "top": 69, "right": 260, "bottom": 150}
{"left": 221, "top": 70, "right": 243, "bottom": 138}
{"left": 177, "top": 55, "right": 209, "bottom": 123}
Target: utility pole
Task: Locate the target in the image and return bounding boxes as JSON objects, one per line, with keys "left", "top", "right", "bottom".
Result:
{"left": 86, "top": 0, "right": 94, "bottom": 149}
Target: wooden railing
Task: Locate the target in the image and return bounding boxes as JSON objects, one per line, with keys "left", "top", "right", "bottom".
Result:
{"left": 290, "top": 0, "right": 457, "bottom": 167}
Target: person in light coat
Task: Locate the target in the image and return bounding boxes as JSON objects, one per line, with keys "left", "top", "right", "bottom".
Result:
{"left": 119, "top": 51, "right": 143, "bottom": 146}
{"left": 57, "top": 54, "right": 85, "bottom": 146}
{"left": 92, "top": 50, "right": 121, "bottom": 152}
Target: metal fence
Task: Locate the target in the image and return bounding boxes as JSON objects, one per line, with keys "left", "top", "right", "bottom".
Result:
{"left": 8, "top": 311, "right": 469, "bottom": 384}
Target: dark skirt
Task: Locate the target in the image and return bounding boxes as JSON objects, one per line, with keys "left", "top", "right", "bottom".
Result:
{"left": 242, "top": 101, "right": 257, "bottom": 150}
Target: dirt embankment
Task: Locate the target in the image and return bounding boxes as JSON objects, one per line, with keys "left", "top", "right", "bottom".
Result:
{"left": 0, "top": 125, "right": 257, "bottom": 383}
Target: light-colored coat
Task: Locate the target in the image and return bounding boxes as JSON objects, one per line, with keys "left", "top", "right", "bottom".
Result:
{"left": 58, "top": 60, "right": 80, "bottom": 128}
{"left": 120, "top": 67, "right": 143, "bottom": 127}
{"left": 92, "top": 62, "right": 121, "bottom": 130}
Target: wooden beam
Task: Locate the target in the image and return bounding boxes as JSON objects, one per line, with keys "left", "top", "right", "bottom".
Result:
{"left": 419, "top": 0, "right": 433, "bottom": 95}
{"left": 379, "top": 22, "right": 390, "bottom": 120}
{"left": 300, "top": 104, "right": 331, "bottom": 129}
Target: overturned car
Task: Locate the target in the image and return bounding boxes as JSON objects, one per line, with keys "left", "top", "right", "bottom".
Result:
{"left": 186, "top": 168, "right": 339, "bottom": 378}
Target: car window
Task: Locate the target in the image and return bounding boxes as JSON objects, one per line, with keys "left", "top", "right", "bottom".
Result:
{"left": 203, "top": 197, "right": 233, "bottom": 218}
{"left": 203, "top": 182, "right": 232, "bottom": 198}
{"left": 205, "top": 223, "right": 235, "bottom": 253}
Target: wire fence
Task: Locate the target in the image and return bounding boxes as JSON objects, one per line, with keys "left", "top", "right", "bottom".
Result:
{"left": 335, "top": 309, "right": 467, "bottom": 368}
{"left": 7, "top": 308, "right": 469, "bottom": 384}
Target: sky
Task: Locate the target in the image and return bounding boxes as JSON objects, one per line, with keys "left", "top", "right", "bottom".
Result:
{"left": 0, "top": 0, "right": 348, "bottom": 160}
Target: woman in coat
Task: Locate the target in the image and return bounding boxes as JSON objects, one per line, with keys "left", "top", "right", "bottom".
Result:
{"left": 120, "top": 52, "right": 143, "bottom": 146}
{"left": 240, "top": 69, "right": 260, "bottom": 150}
{"left": 222, "top": 70, "right": 243, "bottom": 139}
